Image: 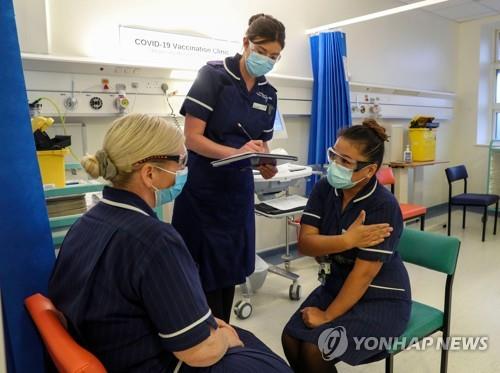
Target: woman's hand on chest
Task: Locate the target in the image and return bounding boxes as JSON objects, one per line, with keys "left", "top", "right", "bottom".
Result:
{"left": 343, "top": 210, "right": 393, "bottom": 249}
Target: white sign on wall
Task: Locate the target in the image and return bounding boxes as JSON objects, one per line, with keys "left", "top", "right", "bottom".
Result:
{"left": 119, "top": 26, "right": 240, "bottom": 70}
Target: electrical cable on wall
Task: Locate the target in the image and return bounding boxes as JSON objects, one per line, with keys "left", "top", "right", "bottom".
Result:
{"left": 161, "top": 83, "right": 182, "bottom": 130}
{"left": 129, "top": 90, "right": 138, "bottom": 112}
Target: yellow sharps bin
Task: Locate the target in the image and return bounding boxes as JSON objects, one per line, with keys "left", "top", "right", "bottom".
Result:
{"left": 37, "top": 148, "right": 69, "bottom": 187}
{"left": 408, "top": 128, "right": 436, "bottom": 161}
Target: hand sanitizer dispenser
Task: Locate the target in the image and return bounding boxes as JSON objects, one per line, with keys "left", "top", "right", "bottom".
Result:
{"left": 403, "top": 145, "right": 412, "bottom": 163}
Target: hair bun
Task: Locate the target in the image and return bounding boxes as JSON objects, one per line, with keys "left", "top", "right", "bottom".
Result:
{"left": 248, "top": 13, "right": 266, "bottom": 26}
{"left": 81, "top": 154, "right": 100, "bottom": 179}
{"left": 362, "top": 119, "right": 389, "bottom": 142}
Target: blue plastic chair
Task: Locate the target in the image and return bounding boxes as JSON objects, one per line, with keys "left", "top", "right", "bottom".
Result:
{"left": 445, "top": 165, "right": 499, "bottom": 241}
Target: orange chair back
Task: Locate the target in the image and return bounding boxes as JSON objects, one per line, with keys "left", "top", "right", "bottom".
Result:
{"left": 376, "top": 167, "right": 396, "bottom": 186}
{"left": 24, "top": 293, "right": 106, "bottom": 373}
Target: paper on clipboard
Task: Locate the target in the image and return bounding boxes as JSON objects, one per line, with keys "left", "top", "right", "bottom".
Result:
{"left": 211, "top": 152, "right": 298, "bottom": 168}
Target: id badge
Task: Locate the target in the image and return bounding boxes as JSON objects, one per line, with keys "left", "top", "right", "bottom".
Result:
{"left": 320, "top": 262, "right": 331, "bottom": 274}
{"left": 252, "top": 102, "right": 267, "bottom": 111}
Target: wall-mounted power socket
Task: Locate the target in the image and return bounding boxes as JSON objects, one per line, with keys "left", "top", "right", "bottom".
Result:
{"left": 145, "top": 80, "right": 163, "bottom": 90}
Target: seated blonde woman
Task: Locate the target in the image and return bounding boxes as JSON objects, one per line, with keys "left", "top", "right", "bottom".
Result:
{"left": 48, "top": 114, "right": 292, "bottom": 373}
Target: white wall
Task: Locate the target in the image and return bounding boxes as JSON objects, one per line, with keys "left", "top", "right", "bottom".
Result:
{"left": 453, "top": 15, "right": 500, "bottom": 197}
{"left": 13, "top": 0, "right": 50, "bottom": 54}
{"left": 16, "top": 0, "right": 458, "bottom": 86}
{"left": 15, "top": 0, "right": 459, "bottom": 251}
{"left": 343, "top": 3, "right": 458, "bottom": 210}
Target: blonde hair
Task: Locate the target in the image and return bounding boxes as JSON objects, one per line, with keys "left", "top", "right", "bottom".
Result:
{"left": 81, "top": 114, "right": 184, "bottom": 185}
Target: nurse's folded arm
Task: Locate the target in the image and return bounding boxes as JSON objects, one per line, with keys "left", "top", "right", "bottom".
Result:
{"left": 173, "top": 324, "right": 243, "bottom": 367}
{"left": 184, "top": 114, "right": 265, "bottom": 159}
{"left": 298, "top": 214, "right": 393, "bottom": 257}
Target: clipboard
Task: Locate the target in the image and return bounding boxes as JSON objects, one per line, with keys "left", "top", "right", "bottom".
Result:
{"left": 211, "top": 152, "right": 298, "bottom": 168}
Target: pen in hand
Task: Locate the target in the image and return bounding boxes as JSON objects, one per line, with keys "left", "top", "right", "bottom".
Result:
{"left": 236, "top": 122, "right": 265, "bottom": 154}
{"left": 237, "top": 122, "right": 253, "bottom": 141}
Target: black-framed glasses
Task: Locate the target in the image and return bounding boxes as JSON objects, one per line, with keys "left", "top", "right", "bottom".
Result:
{"left": 327, "top": 147, "right": 373, "bottom": 171}
{"left": 136, "top": 151, "right": 188, "bottom": 168}
{"left": 164, "top": 155, "right": 186, "bottom": 166}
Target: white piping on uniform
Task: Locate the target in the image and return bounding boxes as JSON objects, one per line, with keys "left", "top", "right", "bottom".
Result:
{"left": 369, "top": 284, "right": 406, "bottom": 292}
{"left": 100, "top": 199, "right": 150, "bottom": 216}
{"left": 185, "top": 96, "right": 213, "bottom": 112}
{"left": 258, "top": 80, "right": 269, "bottom": 85}
{"left": 334, "top": 188, "right": 339, "bottom": 197}
{"left": 223, "top": 59, "right": 240, "bottom": 80}
{"left": 354, "top": 181, "right": 378, "bottom": 203}
{"left": 303, "top": 212, "right": 321, "bottom": 220}
{"left": 358, "top": 247, "right": 393, "bottom": 254}
{"left": 158, "top": 310, "right": 212, "bottom": 339}
{"left": 262, "top": 128, "right": 274, "bottom": 133}
{"left": 173, "top": 360, "right": 183, "bottom": 373}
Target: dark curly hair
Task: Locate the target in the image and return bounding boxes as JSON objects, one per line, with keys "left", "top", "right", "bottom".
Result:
{"left": 338, "top": 119, "right": 389, "bottom": 168}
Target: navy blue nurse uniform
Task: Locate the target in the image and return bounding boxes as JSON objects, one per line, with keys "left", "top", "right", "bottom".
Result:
{"left": 49, "top": 186, "right": 291, "bottom": 372}
{"left": 172, "top": 54, "right": 277, "bottom": 293}
{"left": 283, "top": 177, "right": 412, "bottom": 365}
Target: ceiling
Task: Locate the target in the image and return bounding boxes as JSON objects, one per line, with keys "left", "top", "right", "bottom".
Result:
{"left": 398, "top": 0, "right": 500, "bottom": 22}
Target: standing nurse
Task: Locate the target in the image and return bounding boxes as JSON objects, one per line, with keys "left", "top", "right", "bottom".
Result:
{"left": 172, "top": 14, "right": 285, "bottom": 322}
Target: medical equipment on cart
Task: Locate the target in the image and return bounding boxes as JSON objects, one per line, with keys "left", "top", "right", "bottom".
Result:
{"left": 233, "top": 159, "right": 313, "bottom": 319}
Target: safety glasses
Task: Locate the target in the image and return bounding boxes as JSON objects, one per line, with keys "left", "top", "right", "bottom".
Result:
{"left": 136, "top": 150, "right": 188, "bottom": 168}
{"left": 327, "top": 147, "right": 373, "bottom": 172}
{"left": 164, "top": 153, "right": 188, "bottom": 168}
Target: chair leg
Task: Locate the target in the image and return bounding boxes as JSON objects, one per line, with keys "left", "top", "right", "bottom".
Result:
{"left": 494, "top": 201, "right": 498, "bottom": 235}
{"left": 420, "top": 215, "right": 425, "bottom": 231}
{"left": 440, "top": 345, "right": 449, "bottom": 373}
{"left": 482, "top": 206, "right": 487, "bottom": 242}
{"left": 447, "top": 204, "right": 452, "bottom": 236}
{"left": 385, "top": 354, "right": 394, "bottom": 373}
{"left": 462, "top": 206, "right": 466, "bottom": 229}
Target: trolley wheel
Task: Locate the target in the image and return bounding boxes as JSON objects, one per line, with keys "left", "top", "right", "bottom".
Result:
{"left": 284, "top": 260, "right": 291, "bottom": 271}
{"left": 289, "top": 283, "right": 302, "bottom": 301}
{"left": 233, "top": 300, "right": 253, "bottom": 320}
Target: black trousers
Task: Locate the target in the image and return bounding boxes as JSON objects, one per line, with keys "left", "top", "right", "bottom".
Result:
{"left": 204, "top": 286, "right": 236, "bottom": 323}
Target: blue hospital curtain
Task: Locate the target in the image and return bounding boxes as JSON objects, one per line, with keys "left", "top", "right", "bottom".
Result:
{"left": 0, "top": 0, "right": 55, "bottom": 371}
{"left": 307, "top": 31, "right": 352, "bottom": 193}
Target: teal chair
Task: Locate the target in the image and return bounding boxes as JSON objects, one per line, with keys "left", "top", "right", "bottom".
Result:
{"left": 386, "top": 229, "right": 461, "bottom": 373}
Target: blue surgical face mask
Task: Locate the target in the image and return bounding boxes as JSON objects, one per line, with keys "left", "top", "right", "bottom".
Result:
{"left": 245, "top": 51, "right": 276, "bottom": 77}
{"left": 152, "top": 167, "right": 188, "bottom": 207}
{"left": 327, "top": 162, "right": 365, "bottom": 190}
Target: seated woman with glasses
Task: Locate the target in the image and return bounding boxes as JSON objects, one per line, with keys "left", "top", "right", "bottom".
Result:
{"left": 281, "top": 119, "right": 411, "bottom": 373}
{"left": 48, "top": 114, "right": 292, "bottom": 373}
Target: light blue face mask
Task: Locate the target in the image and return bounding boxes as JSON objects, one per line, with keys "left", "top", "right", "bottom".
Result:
{"left": 245, "top": 51, "right": 276, "bottom": 77}
{"left": 326, "top": 162, "right": 365, "bottom": 190}
{"left": 152, "top": 167, "right": 188, "bottom": 207}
